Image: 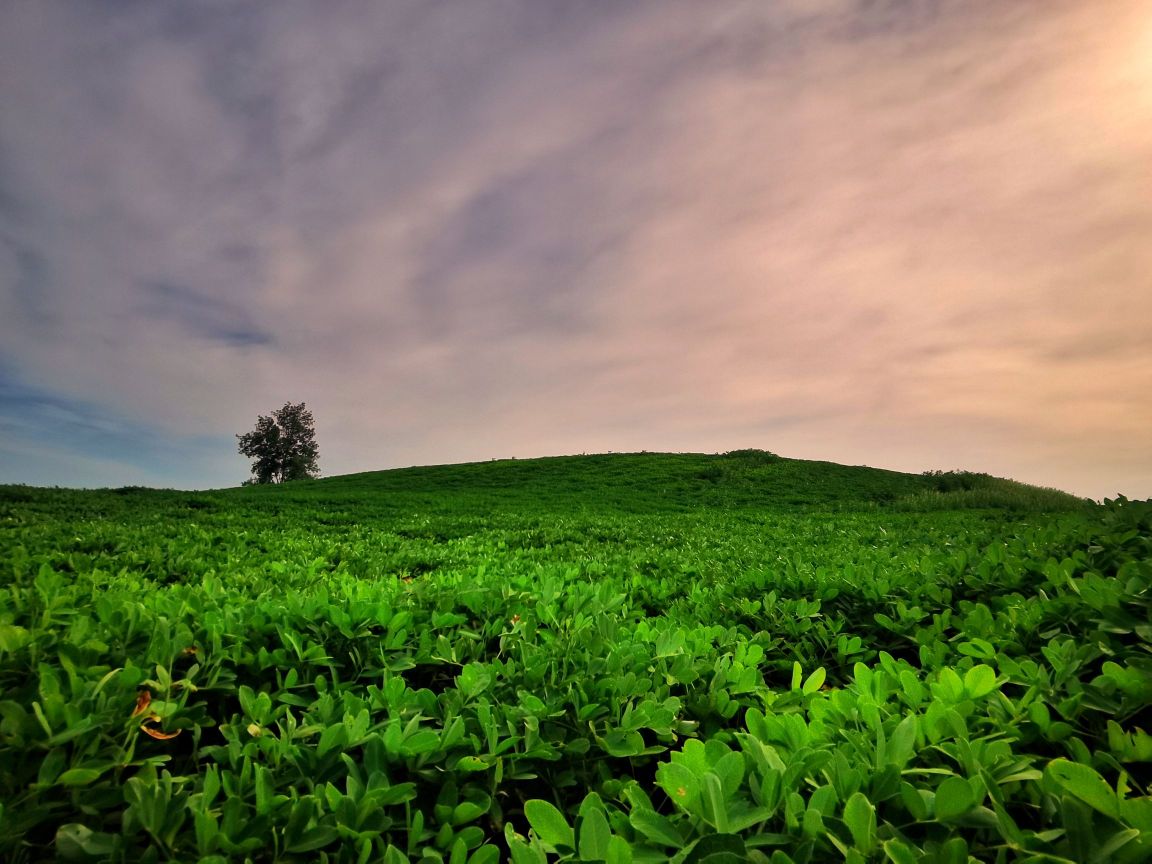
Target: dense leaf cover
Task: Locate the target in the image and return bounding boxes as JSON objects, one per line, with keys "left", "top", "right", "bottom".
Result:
{"left": 0, "top": 453, "right": 1147, "bottom": 863}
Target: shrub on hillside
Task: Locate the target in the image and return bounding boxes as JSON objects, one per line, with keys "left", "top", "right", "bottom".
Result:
{"left": 722, "top": 448, "right": 781, "bottom": 464}
{"left": 922, "top": 469, "right": 994, "bottom": 493}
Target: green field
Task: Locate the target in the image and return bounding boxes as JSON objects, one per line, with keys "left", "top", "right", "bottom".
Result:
{"left": 1, "top": 451, "right": 1149, "bottom": 863}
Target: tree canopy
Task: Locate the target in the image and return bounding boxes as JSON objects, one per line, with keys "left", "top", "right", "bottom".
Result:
{"left": 236, "top": 402, "right": 319, "bottom": 485}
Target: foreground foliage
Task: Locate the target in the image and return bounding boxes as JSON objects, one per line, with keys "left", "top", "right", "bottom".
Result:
{"left": 0, "top": 454, "right": 1146, "bottom": 863}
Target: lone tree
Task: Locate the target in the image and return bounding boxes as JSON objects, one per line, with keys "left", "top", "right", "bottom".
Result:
{"left": 237, "top": 402, "right": 319, "bottom": 484}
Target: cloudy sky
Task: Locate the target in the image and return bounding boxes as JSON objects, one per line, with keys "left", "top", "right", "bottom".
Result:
{"left": 1, "top": 0, "right": 1150, "bottom": 499}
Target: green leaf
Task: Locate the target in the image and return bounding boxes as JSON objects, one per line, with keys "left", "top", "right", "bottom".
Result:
{"left": 124, "top": 775, "right": 165, "bottom": 838}
{"left": 577, "top": 807, "right": 611, "bottom": 861}
{"left": 934, "top": 776, "right": 976, "bottom": 822}
{"left": 900, "top": 783, "right": 929, "bottom": 821}
{"left": 56, "top": 824, "right": 116, "bottom": 861}
{"left": 578, "top": 791, "right": 606, "bottom": 820}
{"left": 1061, "top": 796, "right": 1094, "bottom": 863}
{"left": 963, "top": 665, "right": 998, "bottom": 699}
{"left": 657, "top": 762, "right": 700, "bottom": 813}
{"left": 729, "top": 805, "right": 774, "bottom": 833}
{"left": 1122, "top": 797, "right": 1152, "bottom": 832}
{"left": 193, "top": 810, "right": 219, "bottom": 854}
{"left": 938, "top": 837, "right": 969, "bottom": 864}
{"left": 508, "top": 838, "right": 546, "bottom": 864}
{"left": 629, "top": 808, "right": 683, "bottom": 847}
{"left": 602, "top": 729, "right": 647, "bottom": 757}
{"left": 402, "top": 729, "right": 441, "bottom": 756}
{"left": 453, "top": 801, "right": 488, "bottom": 826}
{"left": 283, "top": 797, "right": 314, "bottom": 845}
{"left": 801, "top": 806, "right": 824, "bottom": 840}
{"left": 1047, "top": 759, "right": 1120, "bottom": 819}
{"left": 254, "top": 763, "right": 279, "bottom": 816}
{"left": 934, "top": 668, "right": 965, "bottom": 703}
{"left": 713, "top": 751, "right": 745, "bottom": 799}
{"left": 1097, "top": 828, "right": 1141, "bottom": 860}
{"left": 469, "top": 846, "right": 501, "bottom": 864}
{"left": 286, "top": 826, "right": 340, "bottom": 853}
{"left": 702, "top": 773, "right": 730, "bottom": 832}
{"left": 524, "top": 800, "right": 574, "bottom": 850}
{"left": 1028, "top": 701, "right": 1051, "bottom": 730}
{"left": 455, "top": 755, "right": 492, "bottom": 772}
{"left": 605, "top": 835, "right": 633, "bottom": 864}
{"left": 0, "top": 624, "right": 31, "bottom": 654}
{"left": 802, "top": 667, "right": 826, "bottom": 695}
{"left": 956, "top": 639, "right": 996, "bottom": 659}
{"left": 887, "top": 715, "right": 918, "bottom": 768}
{"left": 842, "top": 792, "right": 875, "bottom": 852}
{"left": 882, "top": 839, "right": 919, "bottom": 864}
{"left": 57, "top": 768, "right": 104, "bottom": 787}
{"left": 457, "top": 663, "right": 492, "bottom": 699}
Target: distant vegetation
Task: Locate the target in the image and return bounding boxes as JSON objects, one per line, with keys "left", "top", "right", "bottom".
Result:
{"left": 900, "top": 469, "right": 1093, "bottom": 512}
{"left": 0, "top": 453, "right": 1143, "bottom": 863}
{"left": 236, "top": 401, "right": 319, "bottom": 485}
{"left": 285, "top": 451, "right": 1087, "bottom": 513}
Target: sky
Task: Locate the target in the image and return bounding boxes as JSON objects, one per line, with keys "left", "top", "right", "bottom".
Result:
{"left": 1, "top": 0, "right": 1150, "bottom": 500}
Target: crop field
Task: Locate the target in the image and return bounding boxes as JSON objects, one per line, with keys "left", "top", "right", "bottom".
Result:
{"left": 0, "top": 452, "right": 1149, "bottom": 863}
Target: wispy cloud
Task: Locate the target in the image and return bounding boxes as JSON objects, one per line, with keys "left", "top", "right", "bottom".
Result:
{"left": 0, "top": 235, "right": 53, "bottom": 325}
{"left": 139, "top": 281, "right": 274, "bottom": 348}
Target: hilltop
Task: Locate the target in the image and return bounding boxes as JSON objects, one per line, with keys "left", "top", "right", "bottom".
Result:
{"left": 229, "top": 450, "right": 1085, "bottom": 513}
{"left": 1, "top": 450, "right": 1087, "bottom": 514}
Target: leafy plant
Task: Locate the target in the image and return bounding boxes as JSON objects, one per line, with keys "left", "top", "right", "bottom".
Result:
{"left": 0, "top": 456, "right": 1146, "bottom": 861}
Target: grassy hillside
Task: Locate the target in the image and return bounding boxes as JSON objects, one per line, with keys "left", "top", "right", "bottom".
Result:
{"left": 233, "top": 450, "right": 1087, "bottom": 514}
{"left": 1, "top": 450, "right": 1087, "bottom": 517}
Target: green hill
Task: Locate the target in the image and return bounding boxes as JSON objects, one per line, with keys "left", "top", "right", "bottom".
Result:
{"left": 1, "top": 449, "right": 1088, "bottom": 515}
{"left": 233, "top": 449, "right": 1086, "bottom": 513}
{"left": 0, "top": 451, "right": 1088, "bottom": 531}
